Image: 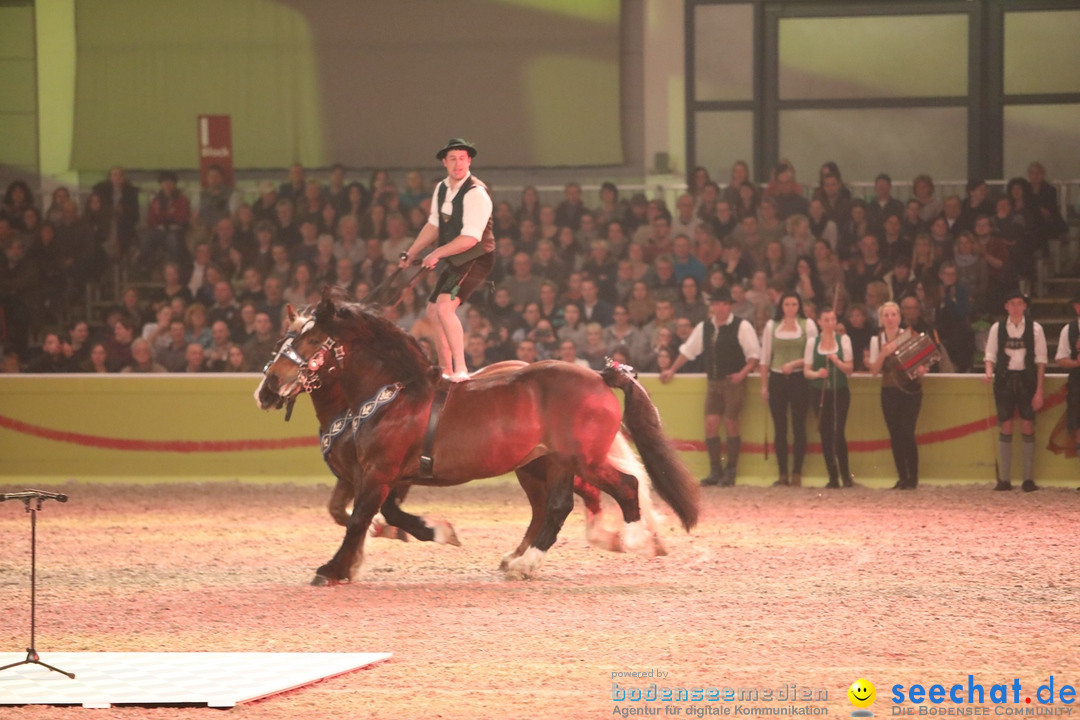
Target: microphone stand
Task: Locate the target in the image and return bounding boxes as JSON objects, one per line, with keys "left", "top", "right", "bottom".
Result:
{"left": 0, "top": 490, "right": 75, "bottom": 679}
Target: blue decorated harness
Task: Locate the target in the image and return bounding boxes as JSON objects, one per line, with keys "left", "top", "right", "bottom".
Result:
{"left": 269, "top": 319, "right": 442, "bottom": 476}
{"left": 319, "top": 382, "right": 404, "bottom": 460}
{"left": 269, "top": 324, "right": 409, "bottom": 464}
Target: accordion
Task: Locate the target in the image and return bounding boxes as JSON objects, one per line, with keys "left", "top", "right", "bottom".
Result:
{"left": 892, "top": 332, "right": 941, "bottom": 380}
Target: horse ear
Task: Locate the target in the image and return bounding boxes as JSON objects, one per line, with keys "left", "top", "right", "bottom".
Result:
{"left": 313, "top": 293, "right": 335, "bottom": 327}
{"left": 286, "top": 304, "right": 297, "bottom": 322}
{"left": 321, "top": 284, "right": 336, "bottom": 302}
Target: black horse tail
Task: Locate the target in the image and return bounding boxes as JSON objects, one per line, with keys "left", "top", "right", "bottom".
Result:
{"left": 601, "top": 363, "right": 700, "bottom": 531}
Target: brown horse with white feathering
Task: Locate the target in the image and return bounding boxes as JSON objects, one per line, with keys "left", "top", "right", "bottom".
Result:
{"left": 255, "top": 288, "right": 698, "bottom": 584}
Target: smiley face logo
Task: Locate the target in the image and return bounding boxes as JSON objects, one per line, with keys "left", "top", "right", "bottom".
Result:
{"left": 848, "top": 678, "right": 876, "bottom": 710}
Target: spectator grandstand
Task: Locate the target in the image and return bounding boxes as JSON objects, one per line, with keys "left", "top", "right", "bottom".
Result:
{"left": 2, "top": 161, "right": 1078, "bottom": 375}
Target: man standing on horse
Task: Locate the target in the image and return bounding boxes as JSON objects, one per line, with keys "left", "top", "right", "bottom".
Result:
{"left": 659, "top": 286, "right": 761, "bottom": 487}
{"left": 400, "top": 138, "right": 496, "bottom": 381}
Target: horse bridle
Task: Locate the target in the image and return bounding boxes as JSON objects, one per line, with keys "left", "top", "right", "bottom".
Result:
{"left": 262, "top": 318, "right": 342, "bottom": 394}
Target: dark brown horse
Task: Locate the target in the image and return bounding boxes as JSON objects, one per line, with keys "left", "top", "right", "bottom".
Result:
{"left": 255, "top": 289, "right": 698, "bottom": 583}
{"left": 323, "top": 358, "right": 656, "bottom": 556}
{"left": 270, "top": 334, "right": 645, "bottom": 554}
{"left": 265, "top": 320, "right": 670, "bottom": 565}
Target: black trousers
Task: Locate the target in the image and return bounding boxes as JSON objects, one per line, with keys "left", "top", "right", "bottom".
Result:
{"left": 818, "top": 387, "right": 851, "bottom": 481}
{"left": 768, "top": 372, "right": 809, "bottom": 475}
{"left": 1067, "top": 380, "right": 1080, "bottom": 434}
{"left": 881, "top": 386, "right": 922, "bottom": 482}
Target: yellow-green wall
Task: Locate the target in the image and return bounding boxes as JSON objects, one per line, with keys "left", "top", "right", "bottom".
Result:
{"left": 0, "top": 2, "right": 39, "bottom": 170}
{"left": 0, "top": 375, "right": 326, "bottom": 483}
{"left": 35, "top": 0, "right": 77, "bottom": 184}
{"left": 0, "top": 375, "right": 1074, "bottom": 487}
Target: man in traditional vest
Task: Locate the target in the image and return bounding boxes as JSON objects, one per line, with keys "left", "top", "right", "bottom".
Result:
{"left": 1054, "top": 294, "right": 1080, "bottom": 475}
{"left": 983, "top": 290, "right": 1047, "bottom": 492}
{"left": 660, "top": 286, "right": 760, "bottom": 486}
{"left": 400, "top": 138, "right": 495, "bottom": 381}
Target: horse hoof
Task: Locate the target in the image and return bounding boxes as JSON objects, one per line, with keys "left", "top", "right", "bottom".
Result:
{"left": 312, "top": 574, "right": 349, "bottom": 586}
{"left": 586, "top": 526, "right": 624, "bottom": 553}
{"left": 499, "top": 550, "right": 521, "bottom": 570}
{"left": 371, "top": 523, "right": 409, "bottom": 542}
{"left": 505, "top": 546, "right": 545, "bottom": 579}
{"left": 503, "top": 567, "right": 531, "bottom": 581}
{"left": 653, "top": 535, "right": 669, "bottom": 557}
{"left": 623, "top": 521, "right": 656, "bottom": 558}
{"left": 433, "top": 522, "right": 461, "bottom": 547}
{"left": 313, "top": 564, "right": 349, "bottom": 586}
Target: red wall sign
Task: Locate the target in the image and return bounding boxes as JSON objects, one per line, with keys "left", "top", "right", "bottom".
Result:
{"left": 197, "top": 115, "right": 233, "bottom": 186}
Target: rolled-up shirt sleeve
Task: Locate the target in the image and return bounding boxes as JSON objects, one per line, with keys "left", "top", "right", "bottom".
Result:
{"left": 738, "top": 319, "right": 761, "bottom": 361}
{"left": 1034, "top": 322, "right": 1048, "bottom": 366}
{"left": 678, "top": 321, "right": 705, "bottom": 362}
{"left": 460, "top": 184, "right": 493, "bottom": 241}
{"left": 426, "top": 185, "right": 441, "bottom": 229}
{"left": 1057, "top": 324, "right": 1076, "bottom": 362}
{"left": 983, "top": 323, "right": 999, "bottom": 364}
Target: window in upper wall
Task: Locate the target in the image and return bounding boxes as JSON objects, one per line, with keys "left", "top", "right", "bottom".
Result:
{"left": 694, "top": 3, "right": 754, "bottom": 102}
{"left": 1004, "top": 10, "right": 1080, "bottom": 96}
{"left": 778, "top": 14, "right": 968, "bottom": 100}
{"left": 694, "top": 111, "right": 754, "bottom": 181}
{"left": 778, "top": 106, "right": 968, "bottom": 183}
{"left": 1004, "top": 104, "right": 1080, "bottom": 180}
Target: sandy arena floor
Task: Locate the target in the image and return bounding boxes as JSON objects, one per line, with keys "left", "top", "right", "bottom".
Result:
{"left": 0, "top": 480, "right": 1078, "bottom": 719}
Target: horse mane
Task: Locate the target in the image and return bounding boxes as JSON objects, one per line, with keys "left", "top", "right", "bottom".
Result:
{"left": 314, "top": 286, "right": 434, "bottom": 389}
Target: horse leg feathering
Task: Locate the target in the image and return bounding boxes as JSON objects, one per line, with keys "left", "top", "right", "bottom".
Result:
{"left": 503, "top": 458, "right": 550, "bottom": 569}
{"left": 575, "top": 476, "right": 624, "bottom": 553}
{"left": 605, "top": 432, "right": 667, "bottom": 558}
{"left": 379, "top": 488, "right": 458, "bottom": 545}
{"left": 504, "top": 465, "right": 575, "bottom": 580}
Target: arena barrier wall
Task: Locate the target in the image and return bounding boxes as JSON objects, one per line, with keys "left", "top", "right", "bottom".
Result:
{"left": 0, "top": 374, "right": 1074, "bottom": 487}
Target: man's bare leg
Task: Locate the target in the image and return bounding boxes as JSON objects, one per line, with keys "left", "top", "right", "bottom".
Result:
{"left": 434, "top": 293, "right": 468, "bottom": 381}
{"left": 426, "top": 302, "right": 454, "bottom": 374}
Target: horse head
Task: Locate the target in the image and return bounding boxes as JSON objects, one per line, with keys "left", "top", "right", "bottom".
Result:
{"left": 253, "top": 303, "right": 337, "bottom": 410}
{"left": 309, "top": 285, "right": 437, "bottom": 393}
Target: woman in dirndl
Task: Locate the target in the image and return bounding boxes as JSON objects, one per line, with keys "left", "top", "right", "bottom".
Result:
{"left": 759, "top": 292, "right": 817, "bottom": 486}
{"left": 804, "top": 307, "right": 854, "bottom": 488}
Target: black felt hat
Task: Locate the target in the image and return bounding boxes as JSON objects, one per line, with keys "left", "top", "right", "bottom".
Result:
{"left": 1003, "top": 289, "right": 1030, "bottom": 306}
{"left": 709, "top": 286, "right": 733, "bottom": 304}
{"left": 436, "top": 138, "right": 477, "bottom": 160}
{"left": 1070, "top": 294, "right": 1080, "bottom": 306}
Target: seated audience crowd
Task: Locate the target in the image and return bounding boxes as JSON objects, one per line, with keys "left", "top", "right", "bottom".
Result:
{"left": 0, "top": 158, "right": 1070, "bottom": 375}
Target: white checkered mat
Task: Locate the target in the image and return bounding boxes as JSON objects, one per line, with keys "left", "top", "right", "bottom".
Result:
{"left": 0, "top": 651, "right": 391, "bottom": 708}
